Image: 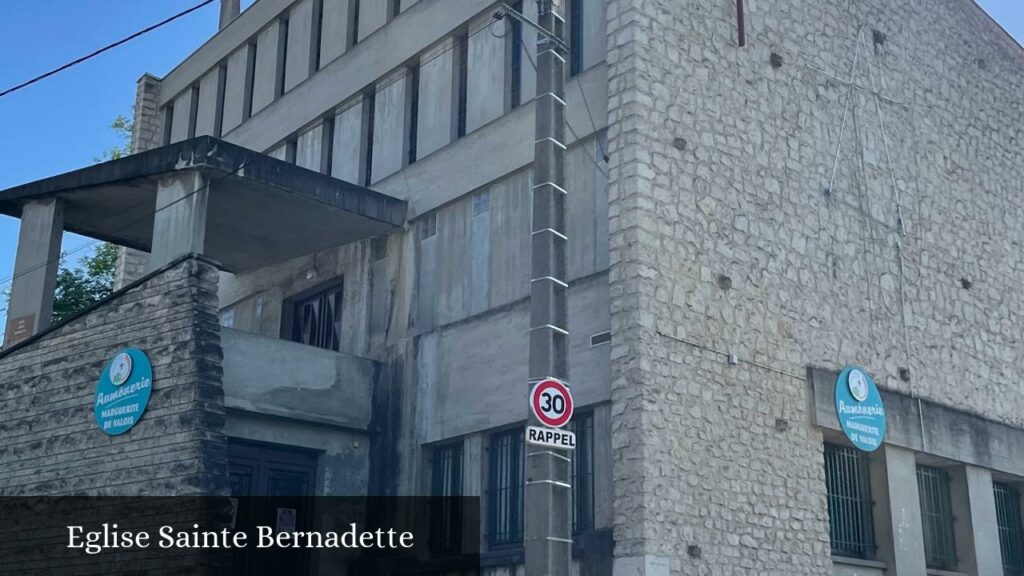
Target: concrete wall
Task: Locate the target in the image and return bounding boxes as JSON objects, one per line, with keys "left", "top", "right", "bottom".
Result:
{"left": 168, "top": 87, "right": 196, "bottom": 143}
{"left": 284, "top": 0, "right": 315, "bottom": 92}
{"left": 356, "top": 0, "right": 388, "bottom": 43}
{"left": 331, "top": 95, "right": 366, "bottom": 184}
{"left": 604, "top": 0, "right": 1024, "bottom": 574}
{"left": 320, "top": 0, "right": 352, "bottom": 65}
{"left": 415, "top": 38, "right": 455, "bottom": 158}
{"left": 465, "top": 11, "right": 505, "bottom": 133}
{"left": 221, "top": 45, "right": 251, "bottom": 133}
{"left": 194, "top": 66, "right": 223, "bottom": 137}
{"left": 371, "top": 68, "right": 409, "bottom": 182}
{"left": 0, "top": 256, "right": 227, "bottom": 495}
{"left": 296, "top": 122, "right": 323, "bottom": 170}
{"left": 251, "top": 20, "right": 284, "bottom": 115}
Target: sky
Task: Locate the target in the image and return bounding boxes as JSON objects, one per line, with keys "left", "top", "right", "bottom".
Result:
{"left": 0, "top": 0, "right": 1020, "bottom": 335}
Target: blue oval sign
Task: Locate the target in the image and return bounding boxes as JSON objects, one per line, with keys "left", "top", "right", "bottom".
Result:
{"left": 94, "top": 348, "right": 153, "bottom": 435}
{"left": 835, "top": 366, "right": 886, "bottom": 452}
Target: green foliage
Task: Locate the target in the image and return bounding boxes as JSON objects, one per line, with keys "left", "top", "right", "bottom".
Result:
{"left": 95, "top": 114, "right": 133, "bottom": 162}
{"left": 51, "top": 243, "right": 118, "bottom": 324}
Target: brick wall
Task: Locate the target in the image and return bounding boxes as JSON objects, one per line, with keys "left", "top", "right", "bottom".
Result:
{"left": 606, "top": 0, "right": 1024, "bottom": 573}
{"left": 114, "top": 73, "right": 165, "bottom": 290}
{"left": 0, "top": 256, "right": 227, "bottom": 496}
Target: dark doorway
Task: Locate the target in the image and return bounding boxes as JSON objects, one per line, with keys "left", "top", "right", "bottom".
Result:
{"left": 228, "top": 439, "right": 320, "bottom": 576}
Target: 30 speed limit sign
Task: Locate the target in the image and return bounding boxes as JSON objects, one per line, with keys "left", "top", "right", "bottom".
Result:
{"left": 529, "top": 378, "right": 574, "bottom": 428}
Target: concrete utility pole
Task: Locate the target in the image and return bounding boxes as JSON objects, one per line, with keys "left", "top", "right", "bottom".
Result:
{"left": 525, "top": 1, "right": 571, "bottom": 575}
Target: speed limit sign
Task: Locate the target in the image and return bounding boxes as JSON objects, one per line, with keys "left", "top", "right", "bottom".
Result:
{"left": 530, "top": 378, "right": 574, "bottom": 428}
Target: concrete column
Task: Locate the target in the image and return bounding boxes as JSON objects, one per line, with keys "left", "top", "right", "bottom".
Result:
{"left": 149, "top": 171, "right": 209, "bottom": 271}
{"left": 219, "top": 0, "right": 240, "bottom": 29}
{"left": 881, "top": 445, "right": 927, "bottom": 576}
{"left": 4, "top": 199, "right": 63, "bottom": 347}
{"left": 962, "top": 466, "right": 1003, "bottom": 576}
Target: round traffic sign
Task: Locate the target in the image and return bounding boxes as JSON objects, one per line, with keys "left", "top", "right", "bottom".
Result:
{"left": 530, "top": 378, "right": 574, "bottom": 428}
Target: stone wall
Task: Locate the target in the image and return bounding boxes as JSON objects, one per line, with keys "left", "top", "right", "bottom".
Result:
{"left": 606, "top": 0, "right": 1024, "bottom": 573}
{"left": 0, "top": 256, "right": 227, "bottom": 496}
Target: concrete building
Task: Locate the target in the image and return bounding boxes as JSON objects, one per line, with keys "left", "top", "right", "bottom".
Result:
{"left": 1, "top": 0, "right": 1022, "bottom": 574}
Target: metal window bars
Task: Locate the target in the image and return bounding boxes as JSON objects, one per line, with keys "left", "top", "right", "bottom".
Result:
{"left": 917, "top": 464, "right": 957, "bottom": 569}
{"left": 488, "top": 429, "right": 523, "bottom": 546}
{"left": 571, "top": 413, "right": 594, "bottom": 535}
{"left": 430, "top": 442, "right": 464, "bottom": 555}
{"left": 995, "top": 482, "right": 1024, "bottom": 576}
{"left": 824, "top": 443, "right": 875, "bottom": 558}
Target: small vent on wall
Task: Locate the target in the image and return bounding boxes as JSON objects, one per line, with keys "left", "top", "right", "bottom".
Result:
{"left": 590, "top": 331, "right": 611, "bottom": 347}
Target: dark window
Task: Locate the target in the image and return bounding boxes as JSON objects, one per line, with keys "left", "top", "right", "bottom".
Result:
{"left": 917, "top": 465, "right": 957, "bottom": 569}
{"left": 320, "top": 116, "right": 335, "bottom": 175}
{"left": 569, "top": 0, "right": 583, "bottom": 76}
{"left": 508, "top": 1, "right": 523, "bottom": 109}
{"left": 995, "top": 482, "right": 1024, "bottom": 576}
{"left": 571, "top": 412, "right": 595, "bottom": 534}
{"left": 214, "top": 64, "right": 227, "bottom": 137}
{"left": 456, "top": 33, "right": 469, "bottom": 138}
{"left": 430, "top": 442, "right": 463, "bottom": 555}
{"left": 391, "top": 0, "right": 401, "bottom": 20}
{"left": 364, "top": 90, "right": 375, "bottom": 185}
{"left": 824, "top": 443, "right": 875, "bottom": 558}
{"left": 407, "top": 65, "right": 420, "bottom": 165}
{"left": 278, "top": 18, "right": 289, "bottom": 96}
{"left": 289, "top": 282, "right": 342, "bottom": 351}
{"left": 488, "top": 429, "right": 523, "bottom": 547}
{"left": 244, "top": 41, "right": 257, "bottom": 119}
{"left": 187, "top": 85, "right": 200, "bottom": 138}
{"left": 314, "top": 0, "right": 325, "bottom": 70}
{"left": 162, "top": 105, "right": 174, "bottom": 145}
{"left": 285, "top": 138, "right": 298, "bottom": 164}
{"left": 351, "top": 0, "right": 360, "bottom": 45}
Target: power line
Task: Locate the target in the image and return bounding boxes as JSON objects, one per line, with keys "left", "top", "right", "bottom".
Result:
{"left": 0, "top": 0, "right": 216, "bottom": 99}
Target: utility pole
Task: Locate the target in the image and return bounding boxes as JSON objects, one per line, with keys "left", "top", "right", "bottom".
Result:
{"left": 524, "top": 0, "right": 571, "bottom": 575}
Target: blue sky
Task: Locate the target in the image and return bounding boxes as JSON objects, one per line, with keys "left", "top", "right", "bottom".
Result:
{"left": 0, "top": 0, "right": 1020, "bottom": 335}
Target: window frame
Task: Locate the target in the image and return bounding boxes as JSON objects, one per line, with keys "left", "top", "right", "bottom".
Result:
{"left": 430, "top": 441, "right": 465, "bottom": 556}
{"left": 280, "top": 277, "right": 345, "bottom": 352}
{"left": 916, "top": 464, "right": 958, "bottom": 570}
{"left": 823, "top": 442, "right": 876, "bottom": 559}
{"left": 487, "top": 427, "right": 524, "bottom": 548}
{"left": 995, "top": 481, "right": 1024, "bottom": 576}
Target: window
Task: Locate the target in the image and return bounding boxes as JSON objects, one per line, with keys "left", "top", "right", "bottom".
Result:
{"left": 351, "top": 0, "right": 360, "bottom": 46}
{"left": 285, "top": 138, "right": 298, "bottom": 164}
{"left": 430, "top": 442, "right": 463, "bottom": 555}
{"left": 244, "top": 41, "right": 257, "bottom": 119}
{"left": 214, "top": 64, "right": 227, "bottom": 137}
{"left": 162, "top": 105, "right": 174, "bottom": 145}
{"left": 407, "top": 64, "right": 420, "bottom": 165}
{"left": 419, "top": 213, "right": 437, "bottom": 240}
{"left": 277, "top": 18, "right": 289, "bottom": 96}
{"left": 289, "top": 282, "right": 343, "bottom": 351}
{"left": 823, "top": 443, "right": 875, "bottom": 558}
{"left": 569, "top": 0, "right": 583, "bottom": 76}
{"left": 220, "top": 308, "right": 235, "bottom": 328}
{"left": 391, "top": 0, "right": 401, "bottom": 20}
{"left": 995, "top": 482, "right": 1024, "bottom": 576}
{"left": 187, "top": 85, "right": 200, "bottom": 138}
{"left": 508, "top": 1, "right": 523, "bottom": 110}
{"left": 363, "top": 90, "right": 375, "bottom": 185}
{"left": 314, "top": 0, "right": 325, "bottom": 71}
{"left": 455, "top": 33, "right": 469, "bottom": 138}
{"left": 571, "top": 412, "right": 595, "bottom": 534}
{"left": 917, "top": 465, "right": 957, "bottom": 569}
{"left": 488, "top": 429, "right": 523, "bottom": 547}
{"left": 320, "top": 116, "right": 335, "bottom": 175}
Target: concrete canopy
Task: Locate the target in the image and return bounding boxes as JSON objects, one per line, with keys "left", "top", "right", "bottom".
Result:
{"left": 0, "top": 136, "right": 407, "bottom": 272}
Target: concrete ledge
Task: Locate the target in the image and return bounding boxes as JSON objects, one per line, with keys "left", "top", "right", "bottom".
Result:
{"left": 809, "top": 366, "right": 1024, "bottom": 476}
{"left": 220, "top": 327, "right": 377, "bottom": 430}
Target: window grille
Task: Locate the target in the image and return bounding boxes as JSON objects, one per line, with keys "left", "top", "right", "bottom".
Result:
{"left": 571, "top": 412, "right": 595, "bottom": 534}
{"left": 456, "top": 33, "right": 469, "bottom": 138}
{"left": 995, "top": 482, "right": 1024, "bottom": 576}
{"left": 488, "top": 429, "right": 523, "bottom": 546}
{"left": 917, "top": 464, "right": 957, "bottom": 569}
{"left": 430, "top": 442, "right": 463, "bottom": 555}
{"left": 509, "top": 1, "right": 523, "bottom": 109}
{"left": 408, "top": 65, "right": 420, "bottom": 165}
{"left": 569, "top": 0, "right": 583, "bottom": 76}
{"left": 823, "top": 443, "right": 875, "bottom": 558}
{"left": 290, "top": 283, "right": 342, "bottom": 351}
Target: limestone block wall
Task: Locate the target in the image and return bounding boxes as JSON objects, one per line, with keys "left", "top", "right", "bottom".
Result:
{"left": 0, "top": 256, "right": 227, "bottom": 496}
{"left": 605, "top": 0, "right": 1024, "bottom": 573}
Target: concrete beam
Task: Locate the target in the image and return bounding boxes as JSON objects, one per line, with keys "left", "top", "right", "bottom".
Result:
{"left": 3, "top": 199, "right": 63, "bottom": 347}
{"left": 149, "top": 171, "right": 209, "bottom": 271}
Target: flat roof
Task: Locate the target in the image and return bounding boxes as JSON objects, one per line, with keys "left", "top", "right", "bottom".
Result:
{"left": 0, "top": 137, "right": 407, "bottom": 272}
